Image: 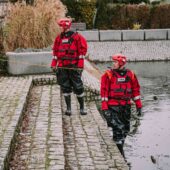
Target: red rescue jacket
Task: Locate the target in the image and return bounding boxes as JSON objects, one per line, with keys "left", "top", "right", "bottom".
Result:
{"left": 51, "top": 31, "right": 87, "bottom": 69}
{"left": 101, "top": 68, "right": 142, "bottom": 110}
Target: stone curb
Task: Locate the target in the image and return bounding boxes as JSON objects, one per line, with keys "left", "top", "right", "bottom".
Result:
{"left": 0, "top": 77, "right": 33, "bottom": 170}
{"left": 0, "top": 72, "right": 128, "bottom": 170}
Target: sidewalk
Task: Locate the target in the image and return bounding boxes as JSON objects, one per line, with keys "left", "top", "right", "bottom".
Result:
{"left": 0, "top": 76, "right": 32, "bottom": 169}
{"left": 0, "top": 62, "right": 129, "bottom": 170}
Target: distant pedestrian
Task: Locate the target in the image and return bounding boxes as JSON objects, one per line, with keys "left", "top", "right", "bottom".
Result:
{"left": 100, "top": 54, "right": 142, "bottom": 158}
{"left": 51, "top": 17, "right": 88, "bottom": 116}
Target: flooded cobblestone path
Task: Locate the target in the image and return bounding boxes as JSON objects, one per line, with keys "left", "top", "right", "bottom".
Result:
{"left": 9, "top": 85, "right": 65, "bottom": 170}
{"left": 125, "top": 62, "right": 170, "bottom": 170}
{"left": 97, "top": 61, "right": 170, "bottom": 170}
{"left": 8, "top": 83, "right": 128, "bottom": 170}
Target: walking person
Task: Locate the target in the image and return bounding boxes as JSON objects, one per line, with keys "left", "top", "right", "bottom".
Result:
{"left": 100, "top": 54, "right": 142, "bottom": 158}
{"left": 51, "top": 17, "right": 88, "bottom": 116}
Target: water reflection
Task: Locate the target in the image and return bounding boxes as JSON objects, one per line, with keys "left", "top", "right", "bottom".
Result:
{"left": 96, "top": 61, "right": 170, "bottom": 170}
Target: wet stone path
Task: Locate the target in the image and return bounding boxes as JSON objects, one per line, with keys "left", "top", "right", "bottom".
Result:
{"left": 0, "top": 61, "right": 128, "bottom": 170}
{"left": 9, "top": 85, "right": 64, "bottom": 170}
{"left": 63, "top": 95, "right": 127, "bottom": 170}
{"left": 0, "top": 77, "right": 32, "bottom": 169}
{"left": 9, "top": 84, "right": 128, "bottom": 170}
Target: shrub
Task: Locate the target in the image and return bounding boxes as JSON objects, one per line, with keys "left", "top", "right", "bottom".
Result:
{"left": 61, "top": 0, "right": 96, "bottom": 29}
{"left": 0, "top": 27, "right": 8, "bottom": 74}
{"left": 150, "top": 4, "right": 170, "bottom": 28}
{"left": 3, "top": 0, "right": 66, "bottom": 51}
{"left": 133, "top": 22, "right": 141, "bottom": 29}
{"left": 95, "top": 0, "right": 111, "bottom": 29}
{"left": 125, "top": 4, "right": 150, "bottom": 29}
{"left": 96, "top": 3, "right": 170, "bottom": 29}
{"left": 78, "top": 1, "right": 96, "bottom": 29}
{"left": 0, "top": 27, "right": 5, "bottom": 54}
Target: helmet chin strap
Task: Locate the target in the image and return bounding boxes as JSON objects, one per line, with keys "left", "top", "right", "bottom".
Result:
{"left": 113, "top": 65, "right": 121, "bottom": 70}
{"left": 118, "top": 64, "right": 124, "bottom": 70}
{"left": 61, "top": 27, "right": 69, "bottom": 32}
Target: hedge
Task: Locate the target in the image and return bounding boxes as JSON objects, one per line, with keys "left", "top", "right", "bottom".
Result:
{"left": 62, "top": 0, "right": 170, "bottom": 30}
{"left": 61, "top": 0, "right": 96, "bottom": 29}
{"left": 95, "top": 3, "right": 170, "bottom": 29}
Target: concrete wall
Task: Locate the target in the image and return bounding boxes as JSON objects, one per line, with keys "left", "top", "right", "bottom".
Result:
{"left": 80, "top": 29, "right": 170, "bottom": 42}
{"left": 168, "top": 29, "right": 170, "bottom": 40}
{"left": 7, "top": 51, "right": 52, "bottom": 75}
{"left": 6, "top": 29, "right": 170, "bottom": 75}
{"left": 122, "top": 30, "right": 144, "bottom": 41}
{"left": 99, "top": 30, "right": 121, "bottom": 41}
{"left": 145, "top": 29, "right": 168, "bottom": 40}
{"left": 78, "top": 30, "right": 99, "bottom": 41}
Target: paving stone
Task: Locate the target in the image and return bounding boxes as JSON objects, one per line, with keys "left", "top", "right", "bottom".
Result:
{"left": 88, "top": 41, "right": 170, "bottom": 61}
{"left": 0, "top": 77, "right": 32, "bottom": 169}
{"left": 1, "top": 67, "right": 128, "bottom": 170}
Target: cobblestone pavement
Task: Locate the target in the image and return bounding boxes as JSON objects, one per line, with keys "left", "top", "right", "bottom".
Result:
{"left": 82, "top": 60, "right": 101, "bottom": 92}
{"left": 88, "top": 41, "right": 170, "bottom": 61}
{"left": 0, "top": 76, "right": 32, "bottom": 169}
{"left": 8, "top": 84, "right": 128, "bottom": 170}
{"left": 0, "top": 61, "right": 129, "bottom": 170}
{"left": 9, "top": 85, "right": 64, "bottom": 170}
{"left": 63, "top": 94, "right": 128, "bottom": 170}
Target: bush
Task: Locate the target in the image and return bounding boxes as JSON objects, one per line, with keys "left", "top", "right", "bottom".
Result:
{"left": 150, "top": 4, "right": 170, "bottom": 28}
{"left": 125, "top": 4, "right": 150, "bottom": 29}
{"left": 96, "top": 3, "right": 170, "bottom": 29}
{"left": 78, "top": 1, "right": 96, "bottom": 29}
{"left": 0, "top": 27, "right": 5, "bottom": 54}
{"left": 61, "top": 0, "right": 96, "bottom": 29}
{"left": 3, "top": 0, "right": 66, "bottom": 51}
{"left": 0, "top": 27, "right": 7, "bottom": 74}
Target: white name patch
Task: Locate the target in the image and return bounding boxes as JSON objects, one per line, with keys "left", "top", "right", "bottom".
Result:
{"left": 62, "top": 39, "right": 69, "bottom": 43}
{"left": 117, "top": 78, "right": 126, "bottom": 82}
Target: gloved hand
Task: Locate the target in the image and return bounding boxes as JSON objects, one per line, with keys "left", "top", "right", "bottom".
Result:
{"left": 103, "top": 110, "right": 111, "bottom": 119}
{"left": 77, "top": 69, "right": 83, "bottom": 74}
{"left": 103, "top": 110, "right": 112, "bottom": 127}
{"left": 136, "top": 108, "right": 142, "bottom": 116}
{"left": 51, "top": 67, "right": 57, "bottom": 73}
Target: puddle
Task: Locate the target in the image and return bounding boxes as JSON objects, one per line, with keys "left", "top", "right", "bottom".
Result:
{"left": 96, "top": 61, "right": 170, "bottom": 170}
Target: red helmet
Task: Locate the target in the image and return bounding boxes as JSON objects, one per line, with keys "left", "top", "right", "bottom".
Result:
{"left": 57, "top": 18, "right": 72, "bottom": 30}
{"left": 112, "top": 54, "right": 127, "bottom": 67}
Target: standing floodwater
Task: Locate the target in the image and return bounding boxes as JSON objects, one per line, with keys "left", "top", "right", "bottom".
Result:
{"left": 96, "top": 61, "right": 170, "bottom": 170}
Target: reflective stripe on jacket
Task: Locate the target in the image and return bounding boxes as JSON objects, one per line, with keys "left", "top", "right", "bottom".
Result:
{"left": 51, "top": 31, "right": 87, "bottom": 68}
{"left": 100, "top": 69, "right": 142, "bottom": 110}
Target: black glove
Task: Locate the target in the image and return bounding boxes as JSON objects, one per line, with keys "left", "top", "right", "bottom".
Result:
{"left": 103, "top": 110, "right": 112, "bottom": 127}
{"left": 136, "top": 108, "right": 142, "bottom": 116}
{"left": 103, "top": 110, "right": 111, "bottom": 120}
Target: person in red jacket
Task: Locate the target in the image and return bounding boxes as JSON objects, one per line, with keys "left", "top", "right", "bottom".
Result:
{"left": 51, "top": 17, "right": 88, "bottom": 116}
{"left": 100, "top": 53, "right": 142, "bottom": 159}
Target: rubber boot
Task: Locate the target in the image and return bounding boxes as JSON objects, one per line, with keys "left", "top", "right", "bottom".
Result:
{"left": 116, "top": 141, "right": 131, "bottom": 168}
{"left": 64, "top": 95, "right": 71, "bottom": 116}
{"left": 77, "top": 96, "right": 87, "bottom": 115}
{"left": 117, "top": 143, "right": 125, "bottom": 158}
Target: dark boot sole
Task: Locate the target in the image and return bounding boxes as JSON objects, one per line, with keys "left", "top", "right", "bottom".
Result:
{"left": 65, "top": 111, "right": 71, "bottom": 116}
{"left": 80, "top": 112, "right": 87, "bottom": 115}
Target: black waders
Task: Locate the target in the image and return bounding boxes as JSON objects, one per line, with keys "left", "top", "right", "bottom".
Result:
{"left": 77, "top": 96, "right": 87, "bottom": 115}
{"left": 64, "top": 95, "right": 71, "bottom": 116}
